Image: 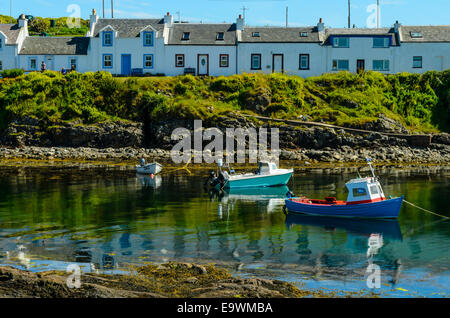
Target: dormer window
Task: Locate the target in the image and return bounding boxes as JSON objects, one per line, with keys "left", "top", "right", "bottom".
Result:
{"left": 143, "top": 31, "right": 154, "bottom": 46}
{"left": 102, "top": 31, "right": 113, "bottom": 46}
{"left": 333, "top": 37, "right": 349, "bottom": 48}
{"left": 300, "top": 32, "right": 308, "bottom": 37}
{"left": 252, "top": 32, "right": 260, "bottom": 37}
{"left": 410, "top": 32, "right": 422, "bottom": 38}
{"left": 216, "top": 32, "right": 224, "bottom": 40}
{"left": 182, "top": 32, "right": 190, "bottom": 40}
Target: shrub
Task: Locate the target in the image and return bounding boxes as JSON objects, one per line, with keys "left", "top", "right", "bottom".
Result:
{"left": 1, "top": 69, "right": 25, "bottom": 78}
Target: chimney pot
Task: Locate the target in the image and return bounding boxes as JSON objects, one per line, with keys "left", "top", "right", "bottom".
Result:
{"left": 239, "top": 14, "right": 242, "bottom": 19}
{"left": 319, "top": 18, "right": 322, "bottom": 23}
{"left": 167, "top": 12, "right": 170, "bottom": 16}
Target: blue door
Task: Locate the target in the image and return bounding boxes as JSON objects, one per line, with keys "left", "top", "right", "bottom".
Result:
{"left": 121, "top": 54, "right": 131, "bottom": 76}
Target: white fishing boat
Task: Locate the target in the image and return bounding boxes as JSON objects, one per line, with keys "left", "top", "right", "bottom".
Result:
{"left": 206, "top": 160, "right": 293, "bottom": 189}
{"left": 136, "top": 159, "right": 163, "bottom": 175}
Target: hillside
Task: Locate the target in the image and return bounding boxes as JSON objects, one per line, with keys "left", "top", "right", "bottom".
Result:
{"left": 0, "top": 70, "right": 449, "bottom": 134}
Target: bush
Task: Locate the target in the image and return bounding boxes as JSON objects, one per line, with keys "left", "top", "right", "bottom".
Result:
{"left": 1, "top": 69, "right": 25, "bottom": 78}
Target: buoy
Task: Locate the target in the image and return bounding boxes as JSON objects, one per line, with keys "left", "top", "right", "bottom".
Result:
{"left": 149, "top": 174, "right": 154, "bottom": 179}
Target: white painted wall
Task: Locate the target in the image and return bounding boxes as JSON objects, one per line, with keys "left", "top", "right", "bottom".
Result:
{"left": 87, "top": 31, "right": 165, "bottom": 75}
{"left": 17, "top": 54, "right": 90, "bottom": 73}
{"left": 324, "top": 37, "right": 395, "bottom": 74}
{"left": 0, "top": 45, "right": 18, "bottom": 71}
{"left": 394, "top": 43, "right": 450, "bottom": 73}
{"left": 163, "top": 45, "right": 236, "bottom": 76}
{"left": 237, "top": 42, "right": 324, "bottom": 77}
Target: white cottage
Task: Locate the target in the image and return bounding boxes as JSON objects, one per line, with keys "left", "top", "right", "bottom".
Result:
{"left": 0, "top": 10, "right": 449, "bottom": 77}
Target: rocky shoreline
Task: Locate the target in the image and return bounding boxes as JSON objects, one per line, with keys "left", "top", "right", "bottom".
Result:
{"left": 0, "top": 115, "right": 449, "bottom": 164}
{"left": 0, "top": 262, "right": 352, "bottom": 298}
{"left": 0, "top": 144, "right": 449, "bottom": 165}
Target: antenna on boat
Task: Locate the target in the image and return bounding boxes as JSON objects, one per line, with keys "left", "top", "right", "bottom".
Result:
{"left": 366, "top": 157, "right": 376, "bottom": 178}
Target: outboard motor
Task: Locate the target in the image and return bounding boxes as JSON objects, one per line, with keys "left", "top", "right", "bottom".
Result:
{"left": 139, "top": 158, "right": 146, "bottom": 166}
{"left": 286, "top": 191, "right": 295, "bottom": 198}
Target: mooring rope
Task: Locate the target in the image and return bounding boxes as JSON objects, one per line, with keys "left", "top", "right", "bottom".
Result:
{"left": 403, "top": 199, "right": 449, "bottom": 219}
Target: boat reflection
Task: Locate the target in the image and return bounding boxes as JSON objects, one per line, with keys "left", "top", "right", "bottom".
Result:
{"left": 211, "top": 185, "right": 289, "bottom": 215}
{"left": 136, "top": 174, "right": 162, "bottom": 189}
{"left": 285, "top": 213, "right": 403, "bottom": 241}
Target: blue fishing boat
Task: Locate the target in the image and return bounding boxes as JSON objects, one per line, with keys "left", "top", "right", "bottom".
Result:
{"left": 285, "top": 158, "right": 403, "bottom": 219}
{"left": 206, "top": 161, "right": 293, "bottom": 190}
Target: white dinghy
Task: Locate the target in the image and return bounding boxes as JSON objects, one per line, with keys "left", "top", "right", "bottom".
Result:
{"left": 136, "top": 158, "right": 163, "bottom": 175}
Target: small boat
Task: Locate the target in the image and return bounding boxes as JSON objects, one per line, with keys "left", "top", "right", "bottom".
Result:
{"left": 285, "top": 158, "right": 403, "bottom": 219}
{"left": 136, "top": 158, "right": 162, "bottom": 175}
{"left": 206, "top": 160, "right": 293, "bottom": 189}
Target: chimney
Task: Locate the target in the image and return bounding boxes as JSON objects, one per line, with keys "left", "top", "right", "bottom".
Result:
{"left": 317, "top": 18, "right": 325, "bottom": 32}
{"left": 164, "top": 12, "right": 173, "bottom": 27}
{"left": 236, "top": 14, "right": 244, "bottom": 31}
{"left": 90, "top": 8, "right": 99, "bottom": 25}
{"left": 18, "top": 14, "right": 28, "bottom": 28}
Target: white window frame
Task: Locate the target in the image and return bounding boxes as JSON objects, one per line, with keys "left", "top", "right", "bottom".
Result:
{"left": 332, "top": 59, "right": 349, "bottom": 71}
{"left": 413, "top": 56, "right": 423, "bottom": 68}
{"left": 29, "top": 57, "right": 38, "bottom": 71}
{"left": 68, "top": 57, "right": 78, "bottom": 70}
{"left": 373, "top": 37, "right": 389, "bottom": 48}
{"left": 373, "top": 60, "right": 389, "bottom": 71}
{"left": 333, "top": 37, "right": 349, "bottom": 48}
{"left": 103, "top": 54, "right": 113, "bottom": 69}
{"left": 216, "top": 32, "right": 224, "bottom": 41}
{"left": 143, "top": 54, "right": 153, "bottom": 69}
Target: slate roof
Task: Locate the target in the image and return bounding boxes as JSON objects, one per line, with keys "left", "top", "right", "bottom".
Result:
{"left": 400, "top": 26, "right": 450, "bottom": 42}
{"left": 240, "top": 27, "right": 320, "bottom": 43}
{"left": 0, "top": 24, "right": 22, "bottom": 44}
{"left": 92, "top": 19, "right": 165, "bottom": 38}
{"left": 168, "top": 23, "right": 236, "bottom": 45}
{"left": 19, "top": 37, "right": 90, "bottom": 55}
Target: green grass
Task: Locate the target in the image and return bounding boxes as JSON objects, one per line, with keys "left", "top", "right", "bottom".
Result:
{"left": 0, "top": 70, "right": 449, "bottom": 133}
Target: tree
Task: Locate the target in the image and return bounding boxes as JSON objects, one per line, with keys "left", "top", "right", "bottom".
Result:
{"left": 30, "top": 18, "right": 48, "bottom": 34}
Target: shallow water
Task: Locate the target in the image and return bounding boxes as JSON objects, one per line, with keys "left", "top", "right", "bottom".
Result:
{"left": 0, "top": 165, "right": 448, "bottom": 297}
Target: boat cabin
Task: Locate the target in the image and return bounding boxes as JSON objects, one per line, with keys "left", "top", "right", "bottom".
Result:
{"left": 258, "top": 161, "right": 278, "bottom": 174}
{"left": 345, "top": 177, "right": 385, "bottom": 204}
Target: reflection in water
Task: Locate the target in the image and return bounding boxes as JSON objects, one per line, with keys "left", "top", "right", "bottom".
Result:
{"left": 0, "top": 166, "right": 448, "bottom": 296}
{"left": 285, "top": 214, "right": 403, "bottom": 241}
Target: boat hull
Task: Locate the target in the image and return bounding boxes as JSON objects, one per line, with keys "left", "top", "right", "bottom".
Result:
{"left": 136, "top": 163, "right": 162, "bottom": 175}
{"left": 220, "top": 171, "right": 293, "bottom": 189}
{"left": 285, "top": 196, "right": 403, "bottom": 219}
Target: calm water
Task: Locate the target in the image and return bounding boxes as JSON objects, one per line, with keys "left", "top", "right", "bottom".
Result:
{"left": 0, "top": 165, "right": 449, "bottom": 297}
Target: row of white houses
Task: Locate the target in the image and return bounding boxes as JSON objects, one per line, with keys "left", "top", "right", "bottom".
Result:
{"left": 0, "top": 10, "right": 449, "bottom": 77}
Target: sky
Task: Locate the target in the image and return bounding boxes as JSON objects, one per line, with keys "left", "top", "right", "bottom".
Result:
{"left": 3, "top": 0, "right": 450, "bottom": 28}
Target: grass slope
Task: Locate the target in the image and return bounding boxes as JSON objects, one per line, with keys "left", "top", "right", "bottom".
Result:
{"left": 0, "top": 70, "right": 448, "bottom": 133}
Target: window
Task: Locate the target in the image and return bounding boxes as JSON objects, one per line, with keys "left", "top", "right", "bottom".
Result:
{"left": 103, "top": 54, "right": 113, "bottom": 68}
{"left": 0, "top": 38, "right": 3, "bottom": 50}
{"left": 410, "top": 32, "right": 422, "bottom": 38}
{"left": 182, "top": 32, "right": 190, "bottom": 40}
{"left": 68, "top": 57, "right": 77, "bottom": 70}
{"left": 413, "top": 56, "right": 422, "bottom": 68}
{"left": 29, "top": 57, "right": 37, "bottom": 71}
{"left": 332, "top": 59, "right": 349, "bottom": 71}
{"left": 143, "top": 54, "right": 153, "bottom": 69}
{"left": 0, "top": 60, "right": 2, "bottom": 71}
{"left": 352, "top": 188, "right": 367, "bottom": 197}
{"left": 175, "top": 54, "right": 185, "bottom": 67}
{"left": 216, "top": 32, "right": 224, "bottom": 41}
{"left": 252, "top": 32, "right": 260, "bottom": 37}
{"left": 370, "top": 185, "right": 379, "bottom": 195}
{"left": 219, "top": 54, "right": 229, "bottom": 67}
{"left": 102, "top": 31, "right": 113, "bottom": 46}
{"left": 299, "top": 32, "right": 308, "bottom": 37}
{"left": 251, "top": 54, "right": 261, "bottom": 70}
{"left": 373, "top": 60, "right": 389, "bottom": 71}
{"left": 373, "top": 37, "right": 390, "bottom": 48}
{"left": 332, "top": 37, "right": 349, "bottom": 48}
{"left": 143, "top": 31, "right": 153, "bottom": 46}
{"left": 299, "top": 54, "right": 310, "bottom": 70}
